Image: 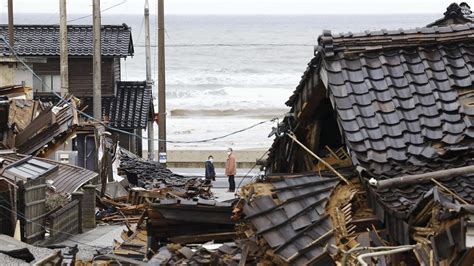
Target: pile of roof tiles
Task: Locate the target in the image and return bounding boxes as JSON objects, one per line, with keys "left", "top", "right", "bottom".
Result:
{"left": 118, "top": 153, "right": 212, "bottom": 198}
{"left": 234, "top": 172, "right": 347, "bottom": 265}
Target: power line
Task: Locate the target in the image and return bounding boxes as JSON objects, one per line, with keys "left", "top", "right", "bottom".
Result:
{"left": 0, "top": 37, "right": 278, "bottom": 144}
{"left": 235, "top": 150, "right": 269, "bottom": 192}
{"left": 67, "top": 0, "right": 128, "bottom": 23}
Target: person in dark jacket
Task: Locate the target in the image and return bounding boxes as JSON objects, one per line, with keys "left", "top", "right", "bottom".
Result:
{"left": 205, "top": 155, "right": 216, "bottom": 181}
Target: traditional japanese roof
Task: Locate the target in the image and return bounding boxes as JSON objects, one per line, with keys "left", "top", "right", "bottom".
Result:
{"left": 41, "top": 81, "right": 154, "bottom": 130}
{"left": 107, "top": 81, "right": 153, "bottom": 129}
{"left": 0, "top": 24, "right": 133, "bottom": 57}
{"left": 427, "top": 2, "right": 474, "bottom": 27}
{"left": 270, "top": 2, "right": 474, "bottom": 246}
{"left": 286, "top": 19, "right": 474, "bottom": 180}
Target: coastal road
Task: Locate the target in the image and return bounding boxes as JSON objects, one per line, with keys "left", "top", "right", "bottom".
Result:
{"left": 170, "top": 168, "right": 259, "bottom": 189}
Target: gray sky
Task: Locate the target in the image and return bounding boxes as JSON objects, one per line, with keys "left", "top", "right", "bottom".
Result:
{"left": 0, "top": 0, "right": 456, "bottom": 15}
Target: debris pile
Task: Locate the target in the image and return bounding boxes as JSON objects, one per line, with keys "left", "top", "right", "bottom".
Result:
{"left": 118, "top": 153, "right": 213, "bottom": 198}
{"left": 148, "top": 241, "right": 261, "bottom": 265}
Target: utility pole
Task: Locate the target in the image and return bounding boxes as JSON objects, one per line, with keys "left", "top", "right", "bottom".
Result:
{"left": 8, "top": 0, "right": 13, "bottom": 50}
{"left": 157, "top": 0, "right": 167, "bottom": 165}
{"left": 145, "top": 0, "right": 155, "bottom": 160}
{"left": 59, "top": 0, "right": 69, "bottom": 96}
{"left": 93, "top": 0, "right": 102, "bottom": 120}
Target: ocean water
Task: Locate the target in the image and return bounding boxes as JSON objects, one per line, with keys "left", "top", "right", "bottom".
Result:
{"left": 4, "top": 13, "right": 440, "bottom": 150}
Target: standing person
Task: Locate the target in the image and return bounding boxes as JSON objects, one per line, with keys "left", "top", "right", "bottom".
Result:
{"left": 225, "top": 148, "right": 236, "bottom": 192}
{"left": 205, "top": 155, "right": 216, "bottom": 181}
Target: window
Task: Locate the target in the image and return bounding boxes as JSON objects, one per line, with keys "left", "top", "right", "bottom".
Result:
{"left": 33, "top": 74, "right": 61, "bottom": 93}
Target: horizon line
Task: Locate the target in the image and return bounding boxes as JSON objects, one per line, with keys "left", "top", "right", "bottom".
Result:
{"left": 7, "top": 12, "right": 440, "bottom": 16}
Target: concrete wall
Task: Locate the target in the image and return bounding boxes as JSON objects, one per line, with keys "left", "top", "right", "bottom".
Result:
{"left": 0, "top": 63, "right": 34, "bottom": 87}
{"left": 142, "top": 149, "right": 268, "bottom": 168}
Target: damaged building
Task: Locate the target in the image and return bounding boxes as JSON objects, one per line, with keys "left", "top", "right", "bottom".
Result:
{"left": 237, "top": 2, "right": 474, "bottom": 265}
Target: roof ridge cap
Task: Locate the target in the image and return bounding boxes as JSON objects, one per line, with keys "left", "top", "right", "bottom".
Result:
{"left": 316, "top": 22, "right": 474, "bottom": 57}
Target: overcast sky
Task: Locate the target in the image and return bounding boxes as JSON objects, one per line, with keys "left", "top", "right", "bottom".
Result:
{"left": 0, "top": 0, "right": 457, "bottom": 15}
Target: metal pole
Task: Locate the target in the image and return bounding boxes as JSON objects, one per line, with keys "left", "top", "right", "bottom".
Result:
{"left": 157, "top": 0, "right": 167, "bottom": 165}
{"left": 8, "top": 0, "right": 13, "bottom": 50}
{"left": 59, "top": 0, "right": 69, "bottom": 96}
{"left": 92, "top": 0, "right": 102, "bottom": 120}
{"left": 145, "top": 0, "right": 155, "bottom": 160}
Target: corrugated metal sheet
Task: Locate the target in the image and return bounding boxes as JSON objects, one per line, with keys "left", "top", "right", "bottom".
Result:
{"left": 0, "top": 152, "right": 97, "bottom": 195}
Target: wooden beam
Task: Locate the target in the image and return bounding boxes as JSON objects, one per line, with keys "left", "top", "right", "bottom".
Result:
{"left": 15, "top": 109, "right": 55, "bottom": 147}
{"left": 168, "top": 232, "right": 236, "bottom": 244}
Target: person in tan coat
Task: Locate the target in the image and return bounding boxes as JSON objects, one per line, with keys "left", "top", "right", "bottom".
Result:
{"left": 225, "top": 148, "right": 236, "bottom": 192}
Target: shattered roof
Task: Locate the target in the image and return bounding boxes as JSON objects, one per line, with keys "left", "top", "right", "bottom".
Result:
{"left": 271, "top": 3, "right": 474, "bottom": 249}
{"left": 107, "top": 81, "right": 153, "bottom": 129}
{"left": 0, "top": 24, "right": 133, "bottom": 57}
{"left": 243, "top": 173, "right": 341, "bottom": 264}
{"left": 16, "top": 103, "right": 78, "bottom": 155}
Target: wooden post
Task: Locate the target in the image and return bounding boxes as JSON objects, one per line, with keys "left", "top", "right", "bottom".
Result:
{"left": 92, "top": 0, "right": 102, "bottom": 120}
{"left": 145, "top": 0, "right": 155, "bottom": 161}
{"left": 7, "top": 0, "right": 13, "bottom": 50}
{"left": 157, "top": 0, "right": 167, "bottom": 166}
{"left": 59, "top": 0, "right": 69, "bottom": 96}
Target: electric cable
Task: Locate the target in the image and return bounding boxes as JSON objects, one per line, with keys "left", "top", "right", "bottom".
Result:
{"left": 0, "top": 37, "right": 279, "bottom": 144}
{"left": 67, "top": 0, "right": 128, "bottom": 23}
{"left": 234, "top": 149, "right": 269, "bottom": 193}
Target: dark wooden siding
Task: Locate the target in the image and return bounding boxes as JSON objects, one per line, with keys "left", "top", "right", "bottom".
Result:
{"left": 33, "top": 57, "right": 116, "bottom": 96}
{"left": 113, "top": 57, "right": 121, "bottom": 90}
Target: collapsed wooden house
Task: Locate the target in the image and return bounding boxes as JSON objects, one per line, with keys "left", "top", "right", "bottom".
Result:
{"left": 0, "top": 24, "right": 154, "bottom": 161}
{"left": 0, "top": 150, "right": 98, "bottom": 244}
{"left": 240, "top": 2, "right": 474, "bottom": 265}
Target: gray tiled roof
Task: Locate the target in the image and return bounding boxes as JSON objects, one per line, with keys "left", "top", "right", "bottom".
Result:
{"left": 270, "top": 3, "right": 474, "bottom": 249}
{"left": 0, "top": 24, "right": 133, "bottom": 57}
{"left": 318, "top": 25, "right": 474, "bottom": 179}
{"left": 107, "top": 81, "right": 153, "bottom": 129}
{"left": 283, "top": 21, "right": 474, "bottom": 180}
{"left": 243, "top": 172, "right": 342, "bottom": 264}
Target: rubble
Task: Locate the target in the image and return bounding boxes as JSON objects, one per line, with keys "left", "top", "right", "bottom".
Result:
{"left": 0, "top": 235, "right": 68, "bottom": 265}
{"left": 148, "top": 240, "right": 261, "bottom": 265}
{"left": 117, "top": 152, "right": 213, "bottom": 199}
